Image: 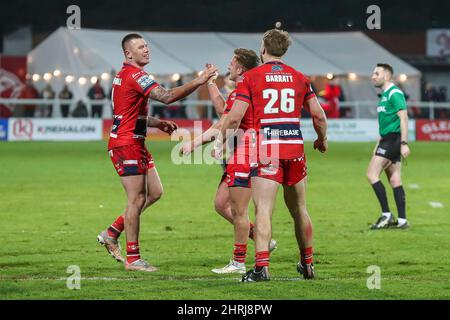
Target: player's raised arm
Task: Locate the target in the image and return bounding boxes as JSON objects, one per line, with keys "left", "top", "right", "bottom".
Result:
{"left": 149, "top": 65, "right": 219, "bottom": 104}
{"left": 206, "top": 71, "right": 226, "bottom": 117}
{"left": 304, "top": 96, "right": 328, "bottom": 153}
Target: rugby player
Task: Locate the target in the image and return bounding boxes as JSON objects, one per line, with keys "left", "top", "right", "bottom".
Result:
{"left": 97, "top": 33, "right": 218, "bottom": 272}
{"left": 181, "top": 49, "right": 277, "bottom": 274}
{"left": 214, "top": 29, "right": 328, "bottom": 281}
{"left": 368, "top": 63, "right": 411, "bottom": 230}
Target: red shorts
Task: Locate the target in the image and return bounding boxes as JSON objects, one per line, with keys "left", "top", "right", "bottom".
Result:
{"left": 220, "top": 153, "right": 256, "bottom": 188}
{"left": 108, "top": 143, "right": 155, "bottom": 176}
{"left": 251, "top": 156, "right": 307, "bottom": 186}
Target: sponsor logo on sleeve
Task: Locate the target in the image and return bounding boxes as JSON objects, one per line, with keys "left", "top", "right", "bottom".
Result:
{"left": 136, "top": 75, "right": 155, "bottom": 90}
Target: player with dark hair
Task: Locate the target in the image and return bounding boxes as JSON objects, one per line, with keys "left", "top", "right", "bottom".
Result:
{"left": 215, "top": 29, "right": 328, "bottom": 281}
{"left": 181, "top": 48, "right": 276, "bottom": 274}
{"left": 97, "top": 33, "right": 218, "bottom": 272}
{"left": 368, "top": 63, "right": 411, "bottom": 230}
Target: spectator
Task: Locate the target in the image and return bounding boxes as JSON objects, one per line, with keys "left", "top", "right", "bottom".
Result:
{"left": 72, "top": 100, "right": 88, "bottom": 117}
{"left": 59, "top": 84, "right": 73, "bottom": 118}
{"left": 320, "top": 81, "right": 341, "bottom": 119}
{"left": 41, "top": 84, "right": 55, "bottom": 117}
{"left": 437, "top": 86, "right": 447, "bottom": 102}
{"left": 87, "top": 78, "right": 106, "bottom": 118}
{"left": 0, "top": 105, "right": 12, "bottom": 118}
{"left": 396, "top": 82, "right": 410, "bottom": 101}
{"left": 421, "top": 82, "right": 449, "bottom": 119}
{"left": 422, "top": 82, "right": 438, "bottom": 102}
{"left": 19, "top": 80, "right": 39, "bottom": 117}
{"left": 436, "top": 86, "right": 448, "bottom": 119}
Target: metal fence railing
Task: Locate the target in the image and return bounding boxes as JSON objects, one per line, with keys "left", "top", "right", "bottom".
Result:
{"left": 1, "top": 98, "right": 449, "bottom": 120}
{"left": 338, "top": 101, "right": 450, "bottom": 120}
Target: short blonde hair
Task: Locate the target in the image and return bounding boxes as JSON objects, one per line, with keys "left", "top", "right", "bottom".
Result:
{"left": 262, "top": 29, "right": 291, "bottom": 57}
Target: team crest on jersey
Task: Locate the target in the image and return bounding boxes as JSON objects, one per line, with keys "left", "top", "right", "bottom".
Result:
{"left": 113, "top": 77, "right": 122, "bottom": 85}
{"left": 271, "top": 65, "right": 284, "bottom": 72}
{"left": 136, "top": 75, "right": 154, "bottom": 90}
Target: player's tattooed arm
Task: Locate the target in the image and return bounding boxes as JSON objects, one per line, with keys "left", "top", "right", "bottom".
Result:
{"left": 148, "top": 85, "right": 179, "bottom": 104}
{"left": 149, "top": 65, "right": 219, "bottom": 104}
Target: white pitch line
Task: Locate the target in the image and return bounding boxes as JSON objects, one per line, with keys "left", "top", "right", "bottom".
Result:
{"left": 408, "top": 184, "right": 420, "bottom": 189}
{"left": 429, "top": 201, "right": 444, "bottom": 208}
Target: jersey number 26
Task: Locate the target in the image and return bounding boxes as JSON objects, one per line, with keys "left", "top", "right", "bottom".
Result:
{"left": 263, "top": 88, "right": 295, "bottom": 114}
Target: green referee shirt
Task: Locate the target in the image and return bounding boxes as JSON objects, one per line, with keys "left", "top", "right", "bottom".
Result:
{"left": 377, "top": 83, "right": 407, "bottom": 137}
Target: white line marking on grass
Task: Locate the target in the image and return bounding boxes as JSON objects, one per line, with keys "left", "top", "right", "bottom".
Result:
{"left": 408, "top": 184, "right": 420, "bottom": 189}
{"left": 429, "top": 202, "right": 444, "bottom": 208}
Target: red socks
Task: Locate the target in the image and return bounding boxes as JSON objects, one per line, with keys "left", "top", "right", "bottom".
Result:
{"left": 255, "top": 251, "right": 270, "bottom": 270}
{"left": 107, "top": 215, "right": 125, "bottom": 239}
{"left": 233, "top": 244, "right": 247, "bottom": 263}
{"left": 126, "top": 242, "right": 140, "bottom": 264}
{"left": 301, "top": 247, "right": 314, "bottom": 265}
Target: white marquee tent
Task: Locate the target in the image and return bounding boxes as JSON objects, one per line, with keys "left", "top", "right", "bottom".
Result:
{"left": 28, "top": 27, "right": 421, "bottom": 113}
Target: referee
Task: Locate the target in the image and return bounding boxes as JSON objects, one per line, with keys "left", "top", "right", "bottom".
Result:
{"left": 367, "top": 63, "right": 411, "bottom": 229}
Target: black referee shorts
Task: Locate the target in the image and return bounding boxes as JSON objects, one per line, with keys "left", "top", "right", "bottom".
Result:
{"left": 375, "top": 133, "right": 401, "bottom": 163}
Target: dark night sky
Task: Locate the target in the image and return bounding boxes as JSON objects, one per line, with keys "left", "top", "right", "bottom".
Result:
{"left": 1, "top": 0, "right": 449, "bottom": 35}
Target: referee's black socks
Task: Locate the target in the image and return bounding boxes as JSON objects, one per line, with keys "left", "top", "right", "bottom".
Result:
{"left": 371, "top": 181, "right": 390, "bottom": 214}
{"left": 393, "top": 186, "right": 406, "bottom": 219}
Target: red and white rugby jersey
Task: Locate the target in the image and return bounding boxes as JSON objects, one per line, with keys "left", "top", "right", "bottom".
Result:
{"left": 108, "top": 63, "right": 159, "bottom": 149}
{"left": 235, "top": 61, "right": 316, "bottom": 159}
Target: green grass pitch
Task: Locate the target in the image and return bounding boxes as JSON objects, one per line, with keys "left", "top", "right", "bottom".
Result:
{"left": 0, "top": 140, "right": 449, "bottom": 299}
